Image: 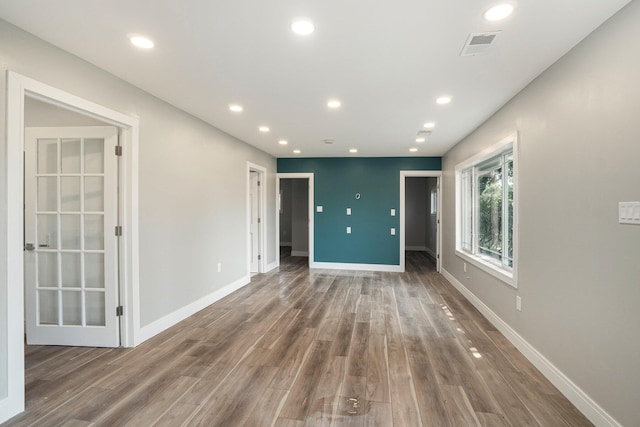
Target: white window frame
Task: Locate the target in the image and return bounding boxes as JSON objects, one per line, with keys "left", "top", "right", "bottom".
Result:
{"left": 455, "top": 133, "right": 518, "bottom": 288}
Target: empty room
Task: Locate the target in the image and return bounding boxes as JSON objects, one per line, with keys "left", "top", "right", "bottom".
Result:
{"left": 0, "top": 0, "right": 639, "bottom": 426}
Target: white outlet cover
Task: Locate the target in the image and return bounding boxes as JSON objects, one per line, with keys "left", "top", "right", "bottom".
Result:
{"left": 391, "top": 228, "right": 396, "bottom": 235}
{"left": 347, "top": 226, "right": 352, "bottom": 234}
{"left": 619, "top": 202, "right": 640, "bottom": 224}
{"left": 390, "top": 209, "right": 396, "bottom": 216}
{"left": 316, "top": 205, "right": 323, "bottom": 212}
{"left": 346, "top": 208, "right": 351, "bottom": 215}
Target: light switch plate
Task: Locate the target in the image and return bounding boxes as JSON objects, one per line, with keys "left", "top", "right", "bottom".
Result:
{"left": 391, "top": 228, "right": 396, "bottom": 235}
{"left": 316, "top": 206, "right": 323, "bottom": 213}
{"left": 390, "top": 209, "right": 396, "bottom": 216}
{"left": 346, "top": 208, "right": 351, "bottom": 215}
{"left": 619, "top": 202, "right": 640, "bottom": 224}
{"left": 347, "top": 226, "right": 352, "bottom": 234}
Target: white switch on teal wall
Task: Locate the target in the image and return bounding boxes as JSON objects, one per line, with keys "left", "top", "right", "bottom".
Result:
{"left": 347, "top": 226, "right": 352, "bottom": 234}
{"left": 391, "top": 228, "right": 396, "bottom": 235}
{"left": 391, "top": 209, "right": 396, "bottom": 216}
{"left": 347, "top": 208, "right": 351, "bottom": 215}
{"left": 317, "top": 206, "right": 323, "bottom": 212}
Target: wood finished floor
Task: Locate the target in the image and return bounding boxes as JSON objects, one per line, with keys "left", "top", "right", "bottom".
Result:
{"left": 3, "top": 250, "right": 592, "bottom": 427}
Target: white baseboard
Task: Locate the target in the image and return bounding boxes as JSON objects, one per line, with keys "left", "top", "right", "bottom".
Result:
{"left": 440, "top": 269, "right": 621, "bottom": 427}
{"left": 406, "top": 246, "right": 427, "bottom": 251}
{"left": 265, "top": 261, "right": 278, "bottom": 273}
{"left": 280, "top": 242, "right": 292, "bottom": 246}
{"left": 0, "top": 395, "right": 24, "bottom": 425}
{"left": 310, "top": 261, "right": 402, "bottom": 272}
{"left": 290, "top": 250, "right": 309, "bottom": 257}
{"left": 136, "top": 274, "right": 250, "bottom": 345}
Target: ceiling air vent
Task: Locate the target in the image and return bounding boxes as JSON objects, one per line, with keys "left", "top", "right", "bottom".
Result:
{"left": 460, "top": 31, "right": 501, "bottom": 56}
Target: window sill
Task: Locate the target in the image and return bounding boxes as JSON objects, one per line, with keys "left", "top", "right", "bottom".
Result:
{"left": 455, "top": 249, "right": 517, "bottom": 289}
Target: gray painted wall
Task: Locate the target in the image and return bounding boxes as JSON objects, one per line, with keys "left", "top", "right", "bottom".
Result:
{"left": 24, "top": 97, "right": 107, "bottom": 127}
{"left": 0, "top": 17, "right": 277, "bottom": 357}
{"left": 441, "top": 2, "right": 640, "bottom": 425}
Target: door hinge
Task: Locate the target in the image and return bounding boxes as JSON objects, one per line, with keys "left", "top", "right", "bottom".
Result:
{"left": 257, "top": 181, "right": 261, "bottom": 186}
{"left": 115, "top": 145, "right": 123, "bottom": 156}
{"left": 115, "top": 225, "right": 123, "bottom": 236}
{"left": 437, "top": 254, "right": 440, "bottom": 259}
{"left": 116, "top": 306, "right": 124, "bottom": 316}
{"left": 258, "top": 255, "right": 261, "bottom": 260}
{"left": 257, "top": 217, "right": 261, "bottom": 223}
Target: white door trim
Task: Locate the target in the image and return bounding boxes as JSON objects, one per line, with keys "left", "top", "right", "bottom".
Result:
{"left": 276, "top": 173, "right": 314, "bottom": 268}
{"left": 247, "top": 162, "right": 267, "bottom": 274}
{"left": 2, "top": 71, "right": 140, "bottom": 423}
{"left": 400, "top": 171, "right": 442, "bottom": 273}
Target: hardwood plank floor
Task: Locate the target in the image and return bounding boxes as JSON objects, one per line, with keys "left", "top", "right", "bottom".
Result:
{"left": 2, "top": 250, "right": 592, "bottom": 427}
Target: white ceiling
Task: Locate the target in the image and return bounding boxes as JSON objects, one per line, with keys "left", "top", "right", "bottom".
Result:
{"left": 0, "top": 0, "right": 631, "bottom": 157}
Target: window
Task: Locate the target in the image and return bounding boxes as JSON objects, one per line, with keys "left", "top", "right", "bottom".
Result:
{"left": 456, "top": 134, "right": 517, "bottom": 287}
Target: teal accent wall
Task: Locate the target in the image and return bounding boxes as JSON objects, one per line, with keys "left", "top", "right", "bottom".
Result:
{"left": 278, "top": 157, "right": 441, "bottom": 265}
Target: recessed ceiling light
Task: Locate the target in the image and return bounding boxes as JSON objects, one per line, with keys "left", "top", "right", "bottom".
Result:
{"left": 229, "top": 104, "right": 243, "bottom": 112}
{"left": 436, "top": 96, "right": 452, "bottom": 105}
{"left": 259, "top": 126, "right": 270, "bottom": 133}
{"left": 416, "top": 137, "right": 425, "bottom": 143}
{"left": 423, "top": 122, "right": 436, "bottom": 129}
{"left": 279, "top": 140, "right": 288, "bottom": 145}
{"left": 128, "top": 34, "right": 154, "bottom": 49}
{"left": 291, "top": 17, "right": 315, "bottom": 36}
{"left": 349, "top": 148, "right": 358, "bottom": 153}
{"left": 410, "top": 148, "right": 418, "bottom": 152}
{"left": 484, "top": 4, "right": 515, "bottom": 21}
{"left": 327, "top": 99, "right": 341, "bottom": 109}
{"left": 293, "top": 149, "right": 301, "bottom": 154}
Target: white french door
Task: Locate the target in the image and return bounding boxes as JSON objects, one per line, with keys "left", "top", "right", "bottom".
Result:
{"left": 24, "top": 126, "right": 120, "bottom": 347}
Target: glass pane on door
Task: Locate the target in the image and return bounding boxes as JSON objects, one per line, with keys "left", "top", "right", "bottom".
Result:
{"left": 86, "top": 292, "right": 106, "bottom": 326}
{"left": 38, "top": 252, "right": 58, "bottom": 287}
{"left": 37, "top": 214, "right": 58, "bottom": 249}
{"left": 85, "top": 177, "right": 104, "bottom": 212}
{"left": 39, "top": 290, "right": 58, "bottom": 325}
{"left": 61, "top": 215, "right": 82, "bottom": 249}
{"left": 84, "top": 138, "right": 105, "bottom": 173}
{"left": 62, "top": 291, "right": 82, "bottom": 326}
{"left": 38, "top": 177, "right": 58, "bottom": 211}
{"left": 37, "top": 138, "right": 58, "bottom": 174}
{"left": 85, "top": 253, "right": 105, "bottom": 289}
{"left": 61, "top": 138, "right": 81, "bottom": 173}
{"left": 61, "top": 253, "right": 82, "bottom": 288}
{"left": 61, "top": 177, "right": 81, "bottom": 211}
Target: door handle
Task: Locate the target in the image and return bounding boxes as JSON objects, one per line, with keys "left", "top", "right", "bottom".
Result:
{"left": 24, "top": 243, "right": 35, "bottom": 251}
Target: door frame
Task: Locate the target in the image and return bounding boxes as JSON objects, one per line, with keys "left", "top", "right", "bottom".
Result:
{"left": 276, "top": 173, "right": 314, "bottom": 268}
{"left": 247, "top": 162, "right": 267, "bottom": 274}
{"left": 2, "top": 71, "right": 140, "bottom": 422}
{"left": 400, "top": 171, "right": 442, "bottom": 272}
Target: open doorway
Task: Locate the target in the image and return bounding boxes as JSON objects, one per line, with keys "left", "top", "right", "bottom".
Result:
{"left": 276, "top": 173, "right": 314, "bottom": 268}
{"left": 3, "top": 71, "right": 140, "bottom": 422}
{"left": 279, "top": 177, "right": 309, "bottom": 260}
{"left": 400, "top": 171, "right": 442, "bottom": 272}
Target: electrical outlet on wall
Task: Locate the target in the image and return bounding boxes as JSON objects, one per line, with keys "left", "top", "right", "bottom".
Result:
{"left": 217, "top": 262, "right": 222, "bottom": 273}
{"left": 516, "top": 296, "right": 522, "bottom": 311}
{"left": 463, "top": 262, "right": 467, "bottom": 273}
